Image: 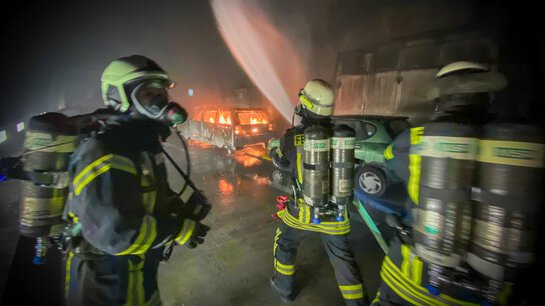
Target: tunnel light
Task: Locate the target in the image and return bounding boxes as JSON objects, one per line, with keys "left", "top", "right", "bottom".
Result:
{"left": 188, "top": 89, "right": 194, "bottom": 96}
{"left": 0, "top": 130, "right": 6, "bottom": 144}
{"left": 16, "top": 122, "right": 25, "bottom": 132}
{"left": 252, "top": 128, "right": 258, "bottom": 133}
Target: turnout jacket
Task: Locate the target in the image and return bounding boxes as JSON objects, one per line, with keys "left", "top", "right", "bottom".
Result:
{"left": 275, "top": 119, "right": 351, "bottom": 235}
{"left": 67, "top": 117, "right": 195, "bottom": 256}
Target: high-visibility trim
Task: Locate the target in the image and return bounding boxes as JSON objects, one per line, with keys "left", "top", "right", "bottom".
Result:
{"left": 372, "top": 289, "right": 381, "bottom": 304}
{"left": 278, "top": 209, "right": 351, "bottom": 235}
{"left": 383, "top": 256, "right": 479, "bottom": 306}
{"left": 339, "top": 284, "right": 364, "bottom": 300}
{"left": 175, "top": 219, "right": 196, "bottom": 245}
{"left": 126, "top": 254, "right": 145, "bottom": 306}
{"left": 401, "top": 244, "right": 411, "bottom": 277}
{"left": 116, "top": 215, "right": 157, "bottom": 255}
{"left": 380, "top": 270, "right": 424, "bottom": 306}
{"left": 305, "top": 204, "right": 311, "bottom": 224}
{"left": 275, "top": 260, "right": 295, "bottom": 275}
{"left": 73, "top": 154, "right": 137, "bottom": 196}
{"left": 408, "top": 154, "right": 421, "bottom": 204}
{"left": 64, "top": 251, "right": 74, "bottom": 299}
{"left": 384, "top": 144, "right": 394, "bottom": 160}
{"left": 298, "top": 203, "right": 305, "bottom": 222}
{"left": 412, "top": 257, "right": 423, "bottom": 286}
{"left": 382, "top": 260, "right": 445, "bottom": 306}
{"left": 296, "top": 153, "right": 303, "bottom": 184}
{"left": 73, "top": 154, "right": 113, "bottom": 186}
{"left": 273, "top": 228, "right": 282, "bottom": 274}
{"left": 410, "top": 127, "right": 424, "bottom": 145}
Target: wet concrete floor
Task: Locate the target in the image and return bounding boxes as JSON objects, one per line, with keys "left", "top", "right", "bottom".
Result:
{"left": 0, "top": 137, "right": 388, "bottom": 305}
{"left": 159, "top": 140, "right": 386, "bottom": 305}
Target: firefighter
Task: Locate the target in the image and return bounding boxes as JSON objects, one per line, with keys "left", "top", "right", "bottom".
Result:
{"left": 374, "top": 61, "right": 512, "bottom": 305}
{"left": 64, "top": 55, "right": 210, "bottom": 305}
{"left": 269, "top": 79, "right": 369, "bottom": 305}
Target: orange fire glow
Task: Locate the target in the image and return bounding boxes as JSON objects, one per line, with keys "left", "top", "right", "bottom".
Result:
{"left": 209, "top": 117, "right": 215, "bottom": 123}
{"left": 250, "top": 117, "right": 267, "bottom": 124}
{"left": 219, "top": 178, "right": 234, "bottom": 195}
{"left": 219, "top": 114, "right": 232, "bottom": 124}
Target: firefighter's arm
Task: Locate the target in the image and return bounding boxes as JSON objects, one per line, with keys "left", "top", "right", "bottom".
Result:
{"left": 70, "top": 139, "right": 179, "bottom": 255}
{"left": 384, "top": 128, "right": 411, "bottom": 161}
{"left": 271, "top": 131, "right": 291, "bottom": 170}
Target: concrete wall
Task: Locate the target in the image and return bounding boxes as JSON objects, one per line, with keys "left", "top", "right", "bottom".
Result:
{"left": 334, "top": 29, "right": 498, "bottom": 123}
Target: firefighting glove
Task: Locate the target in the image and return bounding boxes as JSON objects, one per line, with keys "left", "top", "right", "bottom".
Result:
{"left": 187, "top": 222, "right": 210, "bottom": 249}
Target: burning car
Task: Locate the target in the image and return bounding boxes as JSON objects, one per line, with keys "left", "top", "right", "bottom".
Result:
{"left": 178, "top": 107, "right": 273, "bottom": 153}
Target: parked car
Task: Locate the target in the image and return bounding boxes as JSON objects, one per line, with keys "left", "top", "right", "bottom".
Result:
{"left": 267, "top": 115, "right": 411, "bottom": 198}
{"left": 179, "top": 107, "right": 273, "bottom": 153}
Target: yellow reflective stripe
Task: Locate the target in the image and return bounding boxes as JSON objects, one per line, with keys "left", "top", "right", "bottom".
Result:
{"left": 73, "top": 154, "right": 113, "bottom": 186}
{"left": 339, "top": 284, "right": 363, "bottom": 291}
{"left": 372, "top": 289, "right": 381, "bottom": 304}
{"left": 126, "top": 255, "right": 145, "bottom": 306}
{"left": 75, "top": 164, "right": 111, "bottom": 195}
{"left": 296, "top": 152, "right": 303, "bottom": 184}
{"left": 73, "top": 155, "right": 137, "bottom": 196}
{"left": 384, "top": 144, "right": 394, "bottom": 160}
{"left": 383, "top": 257, "right": 479, "bottom": 306}
{"left": 275, "top": 260, "right": 295, "bottom": 275}
{"left": 298, "top": 204, "right": 305, "bottom": 222}
{"left": 380, "top": 271, "right": 424, "bottom": 306}
{"left": 412, "top": 257, "right": 423, "bottom": 286}
{"left": 281, "top": 208, "right": 351, "bottom": 235}
{"left": 339, "top": 284, "right": 364, "bottom": 300}
{"left": 305, "top": 204, "right": 310, "bottom": 224}
{"left": 175, "top": 219, "right": 196, "bottom": 245}
{"left": 116, "top": 215, "right": 157, "bottom": 255}
{"left": 382, "top": 262, "right": 444, "bottom": 306}
{"left": 401, "top": 245, "right": 411, "bottom": 277}
{"left": 410, "top": 127, "right": 424, "bottom": 145}
{"left": 408, "top": 154, "right": 421, "bottom": 204}
{"left": 64, "top": 252, "right": 74, "bottom": 299}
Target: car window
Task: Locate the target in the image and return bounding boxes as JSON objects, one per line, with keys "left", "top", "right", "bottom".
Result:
{"left": 364, "top": 123, "right": 377, "bottom": 138}
{"left": 204, "top": 110, "right": 217, "bottom": 123}
{"left": 218, "top": 110, "right": 232, "bottom": 124}
{"left": 386, "top": 119, "right": 411, "bottom": 138}
{"left": 237, "top": 111, "right": 269, "bottom": 125}
{"left": 334, "top": 120, "right": 369, "bottom": 140}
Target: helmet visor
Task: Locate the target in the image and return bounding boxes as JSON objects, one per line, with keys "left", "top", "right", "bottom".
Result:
{"left": 130, "top": 80, "right": 170, "bottom": 117}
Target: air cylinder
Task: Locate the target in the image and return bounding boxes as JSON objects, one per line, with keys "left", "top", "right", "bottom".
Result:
{"left": 303, "top": 125, "right": 331, "bottom": 223}
{"left": 467, "top": 124, "right": 544, "bottom": 281}
{"left": 413, "top": 122, "right": 478, "bottom": 267}
{"left": 331, "top": 124, "right": 355, "bottom": 221}
{"left": 20, "top": 113, "right": 80, "bottom": 238}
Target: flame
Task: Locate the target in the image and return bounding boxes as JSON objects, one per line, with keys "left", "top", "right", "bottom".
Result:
{"left": 219, "top": 114, "right": 232, "bottom": 124}
{"left": 250, "top": 117, "right": 267, "bottom": 124}
{"left": 252, "top": 174, "right": 269, "bottom": 185}
{"left": 209, "top": 117, "right": 215, "bottom": 123}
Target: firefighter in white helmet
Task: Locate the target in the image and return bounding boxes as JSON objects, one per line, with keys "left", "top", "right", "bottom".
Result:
{"left": 270, "top": 79, "right": 369, "bottom": 305}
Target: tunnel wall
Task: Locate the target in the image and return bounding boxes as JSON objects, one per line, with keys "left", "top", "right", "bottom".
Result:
{"left": 334, "top": 29, "right": 498, "bottom": 123}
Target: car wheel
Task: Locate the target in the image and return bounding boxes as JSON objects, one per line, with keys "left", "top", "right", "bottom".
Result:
{"left": 355, "top": 165, "right": 387, "bottom": 198}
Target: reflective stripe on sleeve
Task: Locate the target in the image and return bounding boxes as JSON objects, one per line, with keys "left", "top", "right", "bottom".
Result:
{"left": 116, "top": 215, "right": 157, "bottom": 255}
{"left": 384, "top": 144, "right": 394, "bottom": 160}
{"left": 126, "top": 255, "right": 145, "bottom": 306}
{"left": 175, "top": 219, "right": 196, "bottom": 245}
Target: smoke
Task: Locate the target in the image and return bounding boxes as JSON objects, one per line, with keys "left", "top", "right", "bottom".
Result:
{"left": 211, "top": 0, "right": 308, "bottom": 122}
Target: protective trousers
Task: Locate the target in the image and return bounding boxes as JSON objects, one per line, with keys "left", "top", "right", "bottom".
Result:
{"left": 273, "top": 221, "right": 368, "bottom": 305}
{"left": 65, "top": 250, "right": 162, "bottom": 306}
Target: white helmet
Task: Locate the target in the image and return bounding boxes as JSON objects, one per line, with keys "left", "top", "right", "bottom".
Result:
{"left": 298, "top": 79, "right": 335, "bottom": 116}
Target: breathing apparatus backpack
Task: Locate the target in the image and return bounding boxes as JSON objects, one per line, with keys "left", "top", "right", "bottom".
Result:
{"left": 404, "top": 121, "right": 544, "bottom": 304}
{"left": 302, "top": 124, "right": 356, "bottom": 224}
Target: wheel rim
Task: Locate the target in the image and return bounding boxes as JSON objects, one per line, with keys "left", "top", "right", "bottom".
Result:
{"left": 272, "top": 170, "right": 283, "bottom": 184}
{"left": 359, "top": 171, "right": 382, "bottom": 194}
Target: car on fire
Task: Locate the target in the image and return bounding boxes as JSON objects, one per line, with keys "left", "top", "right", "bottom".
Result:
{"left": 178, "top": 107, "right": 273, "bottom": 153}
{"left": 268, "top": 115, "right": 411, "bottom": 198}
